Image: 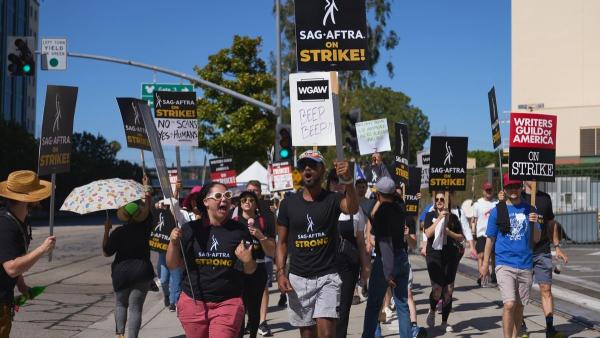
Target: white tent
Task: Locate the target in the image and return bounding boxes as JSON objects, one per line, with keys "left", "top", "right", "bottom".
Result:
{"left": 236, "top": 161, "right": 269, "bottom": 193}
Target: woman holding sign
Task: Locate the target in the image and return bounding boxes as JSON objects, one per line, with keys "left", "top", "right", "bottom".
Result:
{"left": 166, "top": 182, "right": 257, "bottom": 338}
{"left": 423, "top": 192, "right": 465, "bottom": 333}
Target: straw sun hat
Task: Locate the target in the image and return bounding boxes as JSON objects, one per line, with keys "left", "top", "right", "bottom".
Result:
{"left": 0, "top": 170, "right": 52, "bottom": 203}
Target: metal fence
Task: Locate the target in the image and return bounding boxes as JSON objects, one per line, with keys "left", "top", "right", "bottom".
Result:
{"left": 538, "top": 165, "right": 600, "bottom": 244}
{"left": 418, "top": 166, "right": 600, "bottom": 244}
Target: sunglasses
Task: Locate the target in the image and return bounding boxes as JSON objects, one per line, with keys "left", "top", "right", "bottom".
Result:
{"left": 298, "top": 161, "right": 320, "bottom": 171}
{"left": 240, "top": 197, "right": 255, "bottom": 204}
{"left": 205, "top": 191, "right": 233, "bottom": 201}
{"left": 435, "top": 197, "right": 445, "bottom": 202}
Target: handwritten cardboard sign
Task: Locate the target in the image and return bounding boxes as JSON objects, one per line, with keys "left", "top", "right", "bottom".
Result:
{"left": 356, "top": 118, "right": 391, "bottom": 155}
{"left": 289, "top": 72, "right": 336, "bottom": 146}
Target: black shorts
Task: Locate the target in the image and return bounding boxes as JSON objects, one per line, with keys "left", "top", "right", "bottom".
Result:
{"left": 476, "top": 236, "right": 487, "bottom": 254}
{"left": 426, "top": 246, "right": 461, "bottom": 287}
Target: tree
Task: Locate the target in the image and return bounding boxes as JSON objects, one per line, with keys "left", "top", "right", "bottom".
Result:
{"left": 0, "top": 120, "right": 38, "bottom": 180}
{"left": 468, "top": 150, "right": 498, "bottom": 168}
{"left": 343, "top": 86, "right": 430, "bottom": 164}
{"left": 274, "top": 0, "right": 399, "bottom": 101}
{"left": 194, "top": 36, "right": 276, "bottom": 170}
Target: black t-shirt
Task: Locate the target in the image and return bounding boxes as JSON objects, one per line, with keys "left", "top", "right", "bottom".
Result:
{"left": 235, "top": 215, "right": 275, "bottom": 261}
{"left": 180, "top": 219, "right": 252, "bottom": 302}
{"left": 372, "top": 201, "right": 407, "bottom": 256}
{"left": 277, "top": 190, "right": 343, "bottom": 278}
{"left": 104, "top": 214, "right": 155, "bottom": 291}
{"left": 424, "top": 211, "right": 464, "bottom": 252}
{"left": 522, "top": 190, "right": 555, "bottom": 254}
{"left": 0, "top": 209, "right": 30, "bottom": 304}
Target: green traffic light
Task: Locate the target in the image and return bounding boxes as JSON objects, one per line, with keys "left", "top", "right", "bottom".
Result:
{"left": 280, "top": 148, "right": 290, "bottom": 159}
{"left": 22, "top": 64, "right": 31, "bottom": 73}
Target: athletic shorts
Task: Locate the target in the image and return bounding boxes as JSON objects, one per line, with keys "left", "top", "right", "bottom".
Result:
{"left": 287, "top": 272, "right": 341, "bottom": 327}
{"left": 495, "top": 265, "right": 533, "bottom": 305}
{"left": 476, "top": 236, "right": 487, "bottom": 254}
{"left": 532, "top": 252, "right": 553, "bottom": 285}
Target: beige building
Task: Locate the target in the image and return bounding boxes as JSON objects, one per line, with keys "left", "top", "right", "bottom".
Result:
{"left": 512, "top": 0, "right": 600, "bottom": 164}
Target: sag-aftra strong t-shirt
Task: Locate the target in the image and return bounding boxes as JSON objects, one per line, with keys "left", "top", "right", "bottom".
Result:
{"left": 278, "top": 190, "right": 343, "bottom": 278}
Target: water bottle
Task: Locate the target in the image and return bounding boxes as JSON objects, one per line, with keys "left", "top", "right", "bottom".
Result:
{"left": 14, "top": 286, "right": 46, "bottom": 306}
{"left": 374, "top": 323, "right": 382, "bottom": 338}
{"left": 554, "top": 258, "right": 564, "bottom": 274}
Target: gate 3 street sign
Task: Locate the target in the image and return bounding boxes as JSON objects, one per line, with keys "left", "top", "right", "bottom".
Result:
{"left": 41, "top": 38, "right": 67, "bottom": 70}
{"left": 141, "top": 83, "right": 194, "bottom": 107}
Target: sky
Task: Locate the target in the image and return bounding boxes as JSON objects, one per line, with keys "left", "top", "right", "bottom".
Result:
{"left": 36, "top": 0, "right": 511, "bottom": 168}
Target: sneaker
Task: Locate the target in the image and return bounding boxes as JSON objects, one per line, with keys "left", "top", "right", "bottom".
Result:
{"left": 257, "top": 321, "right": 273, "bottom": 337}
{"left": 518, "top": 327, "right": 529, "bottom": 338}
{"left": 441, "top": 322, "right": 454, "bottom": 332}
{"left": 546, "top": 327, "right": 565, "bottom": 338}
{"left": 426, "top": 309, "right": 435, "bottom": 328}
{"left": 168, "top": 304, "right": 176, "bottom": 312}
{"left": 352, "top": 295, "right": 361, "bottom": 305}
{"left": 384, "top": 306, "right": 394, "bottom": 322}
{"left": 278, "top": 293, "right": 287, "bottom": 307}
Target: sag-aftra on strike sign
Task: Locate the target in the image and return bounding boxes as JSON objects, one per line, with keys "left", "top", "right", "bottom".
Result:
{"left": 509, "top": 112, "right": 557, "bottom": 182}
{"left": 295, "top": 0, "right": 369, "bottom": 71}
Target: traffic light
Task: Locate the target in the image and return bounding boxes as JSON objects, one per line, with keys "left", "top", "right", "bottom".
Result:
{"left": 275, "top": 124, "right": 292, "bottom": 162}
{"left": 7, "top": 36, "right": 35, "bottom": 76}
{"left": 345, "top": 108, "right": 360, "bottom": 154}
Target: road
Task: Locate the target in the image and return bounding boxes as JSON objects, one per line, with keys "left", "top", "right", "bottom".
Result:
{"left": 8, "top": 223, "right": 600, "bottom": 337}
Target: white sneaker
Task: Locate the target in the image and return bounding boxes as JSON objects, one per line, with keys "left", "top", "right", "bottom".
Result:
{"left": 441, "top": 322, "right": 454, "bottom": 333}
{"left": 426, "top": 310, "right": 435, "bottom": 328}
{"left": 384, "top": 306, "right": 395, "bottom": 322}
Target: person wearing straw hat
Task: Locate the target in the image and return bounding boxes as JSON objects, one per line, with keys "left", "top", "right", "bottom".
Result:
{"left": 0, "top": 170, "right": 56, "bottom": 338}
{"left": 102, "top": 176, "right": 154, "bottom": 338}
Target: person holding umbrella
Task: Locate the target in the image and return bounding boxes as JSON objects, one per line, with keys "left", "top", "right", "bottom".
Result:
{"left": 0, "top": 170, "right": 56, "bottom": 338}
{"left": 102, "top": 175, "right": 155, "bottom": 338}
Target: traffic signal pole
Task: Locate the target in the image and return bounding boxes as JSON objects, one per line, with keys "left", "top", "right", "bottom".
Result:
{"left": 36, "top": 51, "right": 278, "bottom": 115}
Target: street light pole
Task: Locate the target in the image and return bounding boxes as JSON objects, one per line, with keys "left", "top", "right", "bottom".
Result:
{"left": 275, "top": 0, "right": 282, "bottom": 124}
{"left": 38, "top": 51, "right": 278, "bottom": 114}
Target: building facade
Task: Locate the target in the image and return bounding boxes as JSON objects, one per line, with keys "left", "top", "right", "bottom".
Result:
{"left": 512, "top": 0, "right": 600, "bottom": 164}
{"left": 0, "top": 0, "right": 38, "bottom": 135}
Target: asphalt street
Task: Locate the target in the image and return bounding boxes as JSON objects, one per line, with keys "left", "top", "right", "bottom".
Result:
{"left": 8, "top": 223, "right": 600, "bottom": 337}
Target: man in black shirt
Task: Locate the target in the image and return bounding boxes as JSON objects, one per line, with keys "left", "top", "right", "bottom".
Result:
{"left": 0, "top": 171, "right": 56, "bottom": 337}
{"left": 276, "top": 150, "right": 358, "bottom": 338}
{"left": 362, "top": 177, "right": 411, "bottom": 338}
{"left": 522, "top": 182, "right": 568, "bottom": 338}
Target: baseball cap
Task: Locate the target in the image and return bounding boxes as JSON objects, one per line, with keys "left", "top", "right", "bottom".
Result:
{"left": 297, "top": 150, "right": 325, "bottom": 166}
{"left": 375, "top": 177, "right": 396, "bottom": 195}
{"left": 503, "top": 173, "right": 522, "bottom": 188}
{"left": 482, "top": 181, "right": 493, "bottom": 190}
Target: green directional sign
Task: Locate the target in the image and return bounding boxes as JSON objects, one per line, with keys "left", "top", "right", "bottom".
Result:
{"left": 141, "top": 83, "right": 195, "bottom": 107}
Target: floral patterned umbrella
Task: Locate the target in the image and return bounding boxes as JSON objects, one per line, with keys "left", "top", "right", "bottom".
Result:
{"left": 60, "top": 178, "right": 145, "bottom": 214}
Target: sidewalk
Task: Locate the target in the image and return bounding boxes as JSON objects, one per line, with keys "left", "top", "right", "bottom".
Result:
{"left": 76, "top": 255, "right": 600, "bottom": 337}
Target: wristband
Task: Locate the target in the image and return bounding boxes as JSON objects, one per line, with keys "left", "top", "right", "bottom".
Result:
{"left": 338, "top": 175, "right": 354, "bottom": 185}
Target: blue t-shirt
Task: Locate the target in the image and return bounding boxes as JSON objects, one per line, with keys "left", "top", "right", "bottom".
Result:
{"left": 486, "top": 202, "right": 540, "bottom": 270}
{"left": 419, "top": 203, "right": 432, "bottom": 223}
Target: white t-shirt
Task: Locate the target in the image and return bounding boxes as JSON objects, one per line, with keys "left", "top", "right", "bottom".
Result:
{"left": 473, "top": 198, "right": 498, "bottom": 237}
{"left": 338, "top": 211, "right": 366, "bottom": 237}
{"left": 421, "top": 205, "right": 473, "bottom": 242}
